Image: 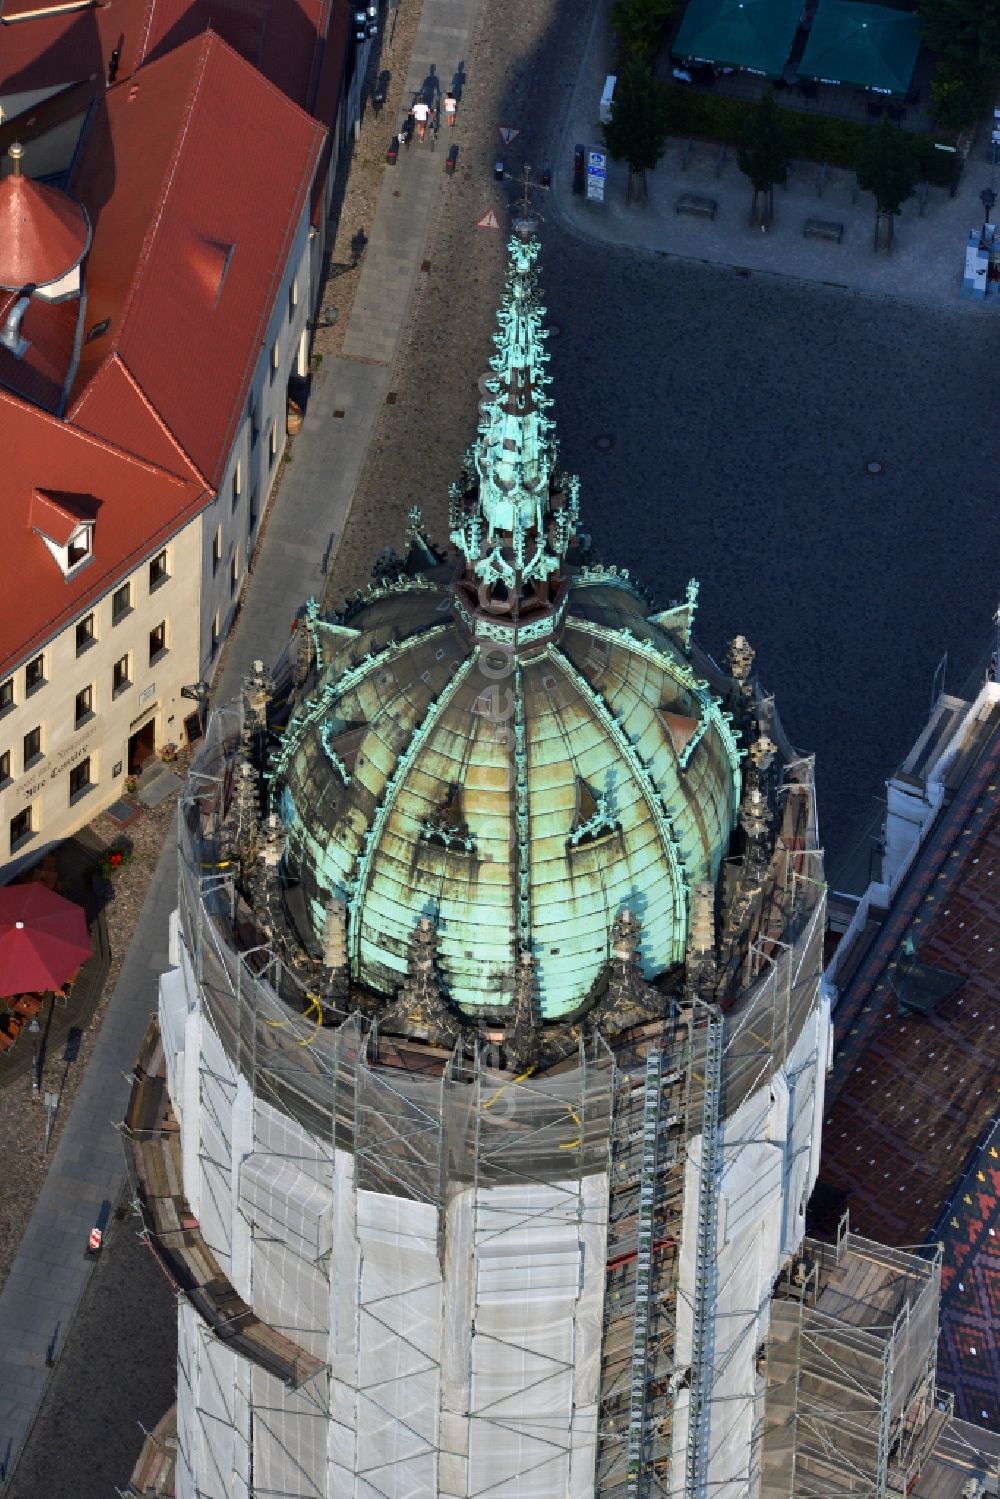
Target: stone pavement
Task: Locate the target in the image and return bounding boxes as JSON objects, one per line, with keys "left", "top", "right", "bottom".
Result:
{"left": 0, "top": 835, "right": 175, "bottom": 1495}
{"left": 551, "top": 0, "right": 994, "bottom": 307}
{"left": 0, "top": 0, "right": 483, "bottom": 1490}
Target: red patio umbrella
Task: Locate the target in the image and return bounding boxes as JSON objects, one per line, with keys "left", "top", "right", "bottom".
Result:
{"left": 0, "top": 882, "right": 91, "bottom": 997}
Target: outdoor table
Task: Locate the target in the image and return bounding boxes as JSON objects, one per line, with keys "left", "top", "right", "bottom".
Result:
{"left": 9, "top": 994, "right": 44, "bottom": 1019}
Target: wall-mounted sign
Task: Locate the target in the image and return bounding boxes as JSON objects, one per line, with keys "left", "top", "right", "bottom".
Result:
{"left": 6, "top": 725, "right": 97, "bottom": 809}
{"left": 138, "top": 682, "right": 156, "bottom": 708}
{"left": 129, "top": 700, "right": 158, "bottom": 731}
{"left": 586, "top": 147, "right": 607, "bottom": 204}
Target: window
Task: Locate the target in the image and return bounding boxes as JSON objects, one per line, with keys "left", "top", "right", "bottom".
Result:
{"left": 250, "top": 397, "right": 260, "bottom": 447}
{"left": 75, "top": 684, "right": 93, "bottom": 727}
{"left": 23, "top": 725, "right": 41, "bottom": 767}
{"left": 288, "top": 277, "right": 298, "bottom": 321}
{"left": 212, "top": 527, "right": 222, "bottom": 576}
{"left": 149, "top": 550, "right": 168, "bottom": 589}
{"left": 270, "top": 340, "right": 279, "bottom": 384}
{"left": 211, "top": 610, "right": 221, "bottom": 655}
{"left": 67, "top": 526, "right": 92, "bottom": 569}
{"left": 149, "top": 621, "right": 167, "bottom": 663}
{"left": 25, "top": 655, "right": 44, "bottom": 694}
{"left": 230, "top": 550, "right": 239, "bottom": 598}
{"left": 69, "top": 756, "right": 92, "bottom": 801}
{"left": 0, "top": 677, "right": 13, "bottom": 714}
{"left": 112, "top": 582, "right": 131, "bottom": 622}
{"left": 248, "top": 489, "right": 259, "bottom": 538}
{"left": 268, "top": 422, "right": 277, "bottom": 470}
{"left": 76, "top": 612, "right": 96, "bottom": 654}
{"left": 232, "top": 462, "right": 242, "bottom": 510}
{"left": 112, "top": 654, "right": 130, "bottom": 695}
{"left": 10, "top": 805, "right": 32, "bottom": 850}
{"left": 0, "top": 750, "right": 9, "bottom": 783}
{"left": 85, "top": 317, "right": 110, "bottom": 343}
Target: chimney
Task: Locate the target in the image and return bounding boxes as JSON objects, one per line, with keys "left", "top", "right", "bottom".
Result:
{"left": 9, "top": 142, "right": 23, "bottom": 178}
{"left": 1, "top": 284, "right": 34, "bottom": 359}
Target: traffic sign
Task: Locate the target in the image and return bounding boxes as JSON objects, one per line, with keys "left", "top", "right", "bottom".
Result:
{"left": 476, "top": 207, "right": 501, "bottom": 229}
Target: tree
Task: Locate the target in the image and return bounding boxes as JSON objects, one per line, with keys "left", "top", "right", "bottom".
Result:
{"left": 855, "top": 114, "right": 919, "bottom": 249}
{"left": 602, "top": 61, "right": 672, "bottom": 202}
{"left": 737, "top": 90, "right": 791, "bottom": 229}
{"left": 918, "top": 0, "right": 1000, "bottom": 72}
{"left": 930, "top": 63, "right": 994, "bottom": 131}
{"left": 609, "top": 0, "right": 678, "bottom": 59}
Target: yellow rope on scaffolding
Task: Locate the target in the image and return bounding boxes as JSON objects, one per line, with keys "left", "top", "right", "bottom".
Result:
{"left": 295, "top": 992, "right": 325, "bottom": 1046}
{"left": 481, "top": 1068, "right": 582, "bottom": 1149}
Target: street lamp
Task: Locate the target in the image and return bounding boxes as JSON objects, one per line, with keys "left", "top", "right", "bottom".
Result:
{"left": 27, "top": 1014, "right": 40, "bottom": 1096}
{"left": 43, "top": 1090, "right": 59, "bottom": 1153}
{"left": 981, "top": 188, "right": 997, "bottom": 224}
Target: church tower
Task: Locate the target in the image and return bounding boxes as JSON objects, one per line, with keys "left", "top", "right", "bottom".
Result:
{"left": 128, "top": 220, "right": 839, "bottom": 1499}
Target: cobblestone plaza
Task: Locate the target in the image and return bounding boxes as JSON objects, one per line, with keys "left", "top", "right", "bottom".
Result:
{"left": 325, "top": 0, "right": 1000, "bottom": 887}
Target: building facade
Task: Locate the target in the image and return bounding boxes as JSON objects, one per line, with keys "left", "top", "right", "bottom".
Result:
{"left": 0, "top": 24, "right": 331, "bottom": 875}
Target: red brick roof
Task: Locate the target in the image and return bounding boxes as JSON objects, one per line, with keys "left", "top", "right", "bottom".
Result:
{"left": 819, "top": 727, "right": 1000, "bottom": 1247}
{"left": 0, "top": 4, "right": 109, "bottom": 107}
{"left": 0, "top": 388, "right": 206, "bottom": 678}
{"left": 29, "top": 486, "right": 95, "bottom": 544}
{"left": 66, "top": 31, "right": 324, "bottom": 488}
{"left": 0, "top": 169, "right": 90, "bottom": 289}
{"left": 1, "top": 0, "right": 97, "bottom": 16}
{"left": 134, "top": 0, "right": 333, "bottom": 113}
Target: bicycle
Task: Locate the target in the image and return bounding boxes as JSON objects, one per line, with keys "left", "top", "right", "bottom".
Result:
{"left": 429, "top": 107, "right": 440, "bottom": 151}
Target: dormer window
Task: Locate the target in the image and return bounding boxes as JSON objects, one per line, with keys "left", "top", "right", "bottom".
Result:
{"left": 29, "top": 489, "right": 97, "bottom": 578}
{"left": 66, "top": 524, "right": 93, "bottom": 570}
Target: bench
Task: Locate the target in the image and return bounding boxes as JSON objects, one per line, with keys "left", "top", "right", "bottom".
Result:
{"left": 676, "top": 193, "right": 718, "bottom": 220}
{"left": 803, "top": 217, "right": 844, "bottom": 243}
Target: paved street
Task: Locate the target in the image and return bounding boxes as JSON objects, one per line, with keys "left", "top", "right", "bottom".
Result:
{"left": 4, "top": 1200, "right": 176, "bottom": 1499}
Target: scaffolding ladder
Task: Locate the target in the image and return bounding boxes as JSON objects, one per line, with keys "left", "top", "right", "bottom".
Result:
{"left": 625, "top": 1046, "right": 662, "bottom": 1499}
{"left": 684, "top": 1007, "right": 724, "bottom": 1499}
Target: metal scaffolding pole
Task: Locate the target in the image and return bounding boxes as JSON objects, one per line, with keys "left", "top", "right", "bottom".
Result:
{"left": 684, "top": 1007, "right": 724, "bottom": 1499}
{"left": 625, "top": 1046, "right": 662, "bottom": 1499}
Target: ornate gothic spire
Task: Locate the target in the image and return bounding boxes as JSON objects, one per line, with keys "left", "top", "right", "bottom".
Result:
{"left": 449, "top": 217, "right": 581, "bottom": 629}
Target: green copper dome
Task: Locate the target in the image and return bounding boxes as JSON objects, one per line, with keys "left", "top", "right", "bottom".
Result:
{"left": 270, "top": 222, "right": 742, "bottom": 1019}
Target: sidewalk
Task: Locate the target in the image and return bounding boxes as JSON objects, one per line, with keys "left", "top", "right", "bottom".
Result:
{"left": 551, "top": 0, "right": 993, "bottom": 307}
{"left": 0, "top": 0, "right": 483, "bottom": 1489}
{"left": 214, "top": 6, "right": 480, "bottom": 703}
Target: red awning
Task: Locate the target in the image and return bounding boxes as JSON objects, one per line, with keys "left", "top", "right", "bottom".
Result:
{"left": 0, "top": 882, "right": 91, "bottom": 996}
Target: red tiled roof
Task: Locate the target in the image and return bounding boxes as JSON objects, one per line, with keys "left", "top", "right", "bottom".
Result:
{"left": 71, "top": 356, "right": 204, "bottom": 479}
{"left": 0, "top": 170, "right": 90, "bottom": 289}
{"left": 0, "top": 8, "right": 103, "bottom": 97}
{"left": 819, "top": 753, "right": 1000, "bottom": 1247}
{"left": 0, "top": 287, "right": 80, "bottom": 410}
{"left": 1, "top": 0, "right": 97, "bottom": 16}
{"left": 134, "top": 0, "right": 332, "bottom": 112}
{"left": 936, "top": 1119, "right": 1000, "bottom": 1430}
{"left": 0, "top": 388, "right": 206, "bottom": 678}
{"left": 67, "top": 32, "right": 324, "bottom": 488}
{"left": 29, "top": 485, "right": 95, "bottom": 543}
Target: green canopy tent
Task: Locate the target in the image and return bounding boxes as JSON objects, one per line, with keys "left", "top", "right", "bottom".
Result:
{"left": 673, "top": 0, "right": 803, "bottom": 76}
{"left": 797, "top": 0, "right": 922, "bottom": 94}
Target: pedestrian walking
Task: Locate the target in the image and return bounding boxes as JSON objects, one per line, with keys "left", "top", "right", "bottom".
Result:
{"left": 412, "top": 98, "right": 430, "bottom": 141}
{"left": 444, "top": 92, "right": 457, "bottom": 126}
